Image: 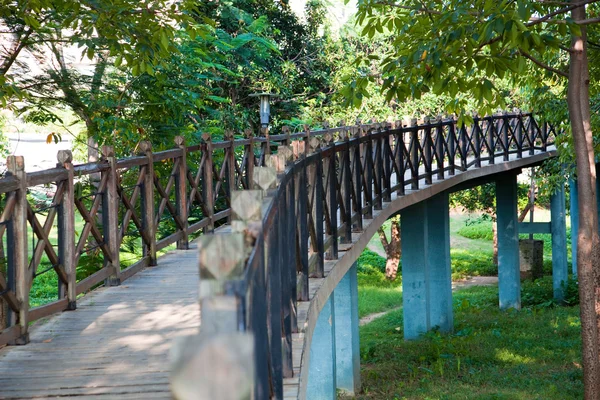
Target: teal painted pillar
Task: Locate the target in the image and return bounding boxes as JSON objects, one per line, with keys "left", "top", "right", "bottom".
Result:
{"left": 426, "top": 193, "right": 453, "bottom": 332}
{"left": 401, "top": 192, "right": 453, "bottom": 340}
{"left": 334, "top": 263, "right": 361, "bottom": 395}
{"left": 551, "top": 184, "right": 568, "bottom": 302}
{"left": 570, "top": 179, "right": 578, "bottom": 275}
{"left": 306, "top": 295, "right": 336, "bottom": 400}
{"left": 496, "top": 173, "right": 521, "bottom": 310}
{"left": 401, "top": 202, "right": 428, "bottom": 339}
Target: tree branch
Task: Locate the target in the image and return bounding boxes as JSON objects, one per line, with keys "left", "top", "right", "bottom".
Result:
{"left": 526, "top": 0, "right": 600, "bottom": 27}
{"left": 519, "top": 49, "right": 569, "bottom": 78}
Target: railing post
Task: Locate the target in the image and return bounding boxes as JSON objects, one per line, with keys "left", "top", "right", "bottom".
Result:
{"left": 244, "top": 129, "right": 255, "bottom": 190}
{"left": 423, "top": 117, "right": 433, "bottom": 185}
{"left": 351, "top": 126, "right": 363, "bottom": 231}
{"left": 459, "top": 121, "right": 468, "bottom": 170}
{"left": 487, "top": 116, "right": 495, "bottom": 164}
{"left": 502, "top": 112, "right": 510, "bottom": 161}
{"left": 264, "top": 204, "right": 284, "bottom": 398}
{"left": 473, "top": 116, "right": 482, "bottom": 168}
{"left": 448, "top": 118, "right": 456, "bottom": 175}
{"left": 363, "top": 123, "right": 373, "bottom": 219}
{"left": 102, "top": 145, "right": 120, "bottom": 285}
{"left": 324, "top": 133, "right": 338, "bottom": 260}
{"left": 295, "top": 152, "right": 310, "bottom": 301}
{"left": 261, "top": 126, "right": 271, "bottom": 165}
{"left": 286, "top": 173, "right": 298, "bottom": 333}
{"left": 516, "top": 113, "right": 523, "bottom": 158}
{"left": 278, "top": 186, "right": 294, "bottom": 379}
{"left": 382, "top": 122, "right": 392, "bottom": 202}
{"left": 410, "top": 118, "right": 419, "bottom": 189}
{"left": 7, "top": 156, "right": 29, "bottom": 344}
{"left": 542, "top": 120, "right": 548, "bottom": 152}
{"left": 435, "top": 117, "right": 444, "bottom": 180}
{"left": 340, "top": 127, "right": 353, "bottom": 244}
{"left": 526, "top": 114, "right": 537, "bottom": 156}
{"left": 139, "top": 141, "right": 157, "bottom": 266}
{"left": 308, "top": 137, "right": 325, "bottom": 278}
{"left": 175, "top": 136, "right": 189, "bottom": 250}
{"left": 224, "top": 130, "right": 236, "bottom": 222}
{"left": 57, "top": 150, "right": 76, "bottom": 310}
{"left": 373, "top": 123, "right": 384, "bottom": 210}
{"left": 396, "top": 120, "right": 406, "bottom": 195}
{"left": 282, "top": 125, "right": 292, "bottom": 147}
{"left": 202, "top": 133, "right": 215, "bottom": 233}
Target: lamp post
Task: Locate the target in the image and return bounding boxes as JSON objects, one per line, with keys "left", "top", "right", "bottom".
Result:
{"left": 250, "top": 93, "right": 276, "bottom": 129}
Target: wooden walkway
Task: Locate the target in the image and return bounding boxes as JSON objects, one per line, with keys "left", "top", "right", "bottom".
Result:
{"left": 0, "top": 245, "right": 199, "bottom": 399}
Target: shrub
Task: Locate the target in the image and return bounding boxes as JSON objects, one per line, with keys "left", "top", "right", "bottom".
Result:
{"left": 457, "top": 219, "right": 494, "bottom": 241}
{"left": 521, "top": 276, "right": 579, "bottom": 308}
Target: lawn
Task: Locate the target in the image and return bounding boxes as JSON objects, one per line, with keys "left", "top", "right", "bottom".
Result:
{"left": 348, "top": 286, "right": 583, "bottom": 399}
{"left": 352, "top": 211, "right": 582, "bottom": 399}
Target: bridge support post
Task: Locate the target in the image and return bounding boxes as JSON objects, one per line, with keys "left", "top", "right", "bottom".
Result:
{"left": 401, "top": 192, "right": 452, "bottom": 340}
{"left": 496, "top": 173, "right": 520, "bottom": 309}
{"left": 334, "top": 262, "right": 361, "bottom": 395}
{"left": 307, "top": 294, "right": 336, "bottom": 400}
{"left": 569, "top": 179, "right": 578, "bottom": 275}
{"left": 551, "top": 184, "right": 568, "bottom": 302}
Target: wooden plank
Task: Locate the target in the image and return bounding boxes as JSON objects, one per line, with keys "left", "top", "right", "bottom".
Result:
{"left": 120, "top": 257, "right": 149, "bottom": 282}
{"left": 76, "top": 267, "right": 110, "bottom": 295}
{"left": 8, "top": 156, "right": 29, "bottom": 344}
{"left": 73, "top": 161, "right": 110, "bottom": 175}
{"left": 0, "top": 176, "right": 20, "bottom": 193}
{"left": 26, "top": 167, "right": 68, "bottom": 187}
{"left": 152, "top": 148, "right": 182, "bottom": 162}
{"left": 115, "top": 156, "right": 148, "bottom": 169}
{"left": 0, "top": 325, "right": 21, "bottom": 347}
{"left": 28, "top": 298, "right": 68, "bottom": 322}
{"left": 58, "top": 151, "right": 77, "bottom": 309}
{"left": 156, "top": 231, "right": 184, "bottom": 251}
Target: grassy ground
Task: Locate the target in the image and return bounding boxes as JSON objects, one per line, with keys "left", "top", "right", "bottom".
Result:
{"left": 357, "top": 250, "right": 402, "bottom": 318}
{"left": 349, "top": 286, "right": 583, "bottom": 399}
{"left": 26, "top": 209, "right": 176, "bottom": 307}
{"left": 352, "top": 211, "right": 582, "bottom": 399}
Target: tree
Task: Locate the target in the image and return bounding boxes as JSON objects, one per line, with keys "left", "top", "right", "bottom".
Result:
{"left": 377, "top": 215, "right": 401, "bottom": 280}
{"left": 349, "top": 1, "right": 600, "bottom": 396}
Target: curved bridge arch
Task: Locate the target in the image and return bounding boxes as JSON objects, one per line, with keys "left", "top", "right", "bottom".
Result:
{"left": 195, "top": 114, "right": 562, "bottom": 400}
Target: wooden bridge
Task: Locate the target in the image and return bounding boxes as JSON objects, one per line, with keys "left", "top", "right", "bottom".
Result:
{"left": 0, "top": 114, "right": 566, "bottom": 399}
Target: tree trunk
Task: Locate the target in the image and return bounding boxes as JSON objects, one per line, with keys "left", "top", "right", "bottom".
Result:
{"left": 385, "top": 219, "right": 401, "bottom": 280}
{"left": 568, "top": 4, "right": 600, "bottom": 398}
{"left": 378, "top": 216, "right": 401, "bottom": 280}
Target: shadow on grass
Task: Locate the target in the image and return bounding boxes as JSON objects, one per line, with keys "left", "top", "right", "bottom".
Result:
{"left": 350, "top": 286, "right": 583, "bottom": 400}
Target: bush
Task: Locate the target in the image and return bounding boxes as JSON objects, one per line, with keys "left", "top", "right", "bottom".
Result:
{"left": 451, "top": 248, "right": 497, "bottom": 279}
{"left": 457, "top": 219, "right": 494, "bottom": 241}
{"left": 521, "top": 276, "right": 579, "bottom": 308}
{"left": 357, "top": 249, "right": 387, "bottom": 275}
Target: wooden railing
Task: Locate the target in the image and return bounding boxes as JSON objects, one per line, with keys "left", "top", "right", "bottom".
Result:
{"left": 187, "top": 113, "right": 560, "bottom": 399}
{"left": 0, "top": 128, "right": 313, "bottom": 346}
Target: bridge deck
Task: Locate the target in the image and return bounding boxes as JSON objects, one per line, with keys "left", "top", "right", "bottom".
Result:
{"left": 0, "top": 246, "right": 199, "bottom": 399}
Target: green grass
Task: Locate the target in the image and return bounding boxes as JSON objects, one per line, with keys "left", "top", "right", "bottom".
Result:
{"left": 25, "top": 208, "right": 177, "bottom": 307}
{"left": 349, "top": 286, "right": 583, "bottom": 399}
{"left": 455, "top": 213, "right": 574, "bottom": 265}
{"left": 357, "top": 250, "right": 402, "bottom": 318}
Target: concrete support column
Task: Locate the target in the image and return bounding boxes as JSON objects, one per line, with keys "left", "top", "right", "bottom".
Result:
{"left": 427, "top": 193, "right": 453, "bottom": 331}
{"left": 401, "top": 192, "right": 452, "bottom": 340}
{"left": 569, "top": 179, "right": 578, "bottom": 275}
{"left": 551, "top": 184, "right": 568, "bottom": 302}
{"left": 496, "top": 173, "right": 521, "bottom": 309}
{"left": 334, "top": 263, "right": 361, "bottom": 395}
{"left": 306, "top": 295, "right": 336, "bottom": 400}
